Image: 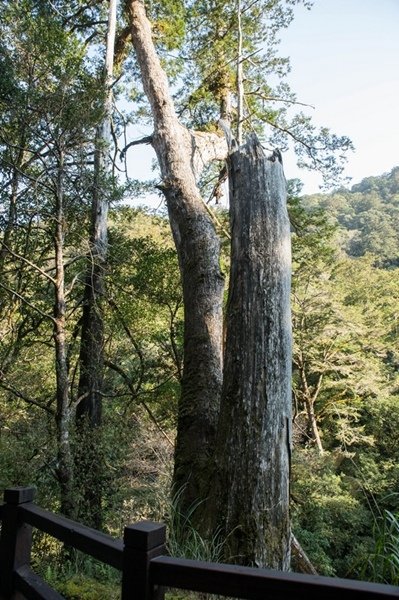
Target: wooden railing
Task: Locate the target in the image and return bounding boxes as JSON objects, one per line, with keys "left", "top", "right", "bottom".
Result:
{"left": 0, "top": 487, "right": 398, "bottom": 599}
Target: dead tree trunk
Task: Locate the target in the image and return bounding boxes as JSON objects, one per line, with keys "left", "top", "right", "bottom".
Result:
{"left": 127, "top": 0, "right": 226, "bottom": 512}
{"left": 210, "top": 138, "right": 292, "bottom": 569}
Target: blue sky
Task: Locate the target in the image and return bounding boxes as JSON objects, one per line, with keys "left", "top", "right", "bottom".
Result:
{"left": 279, "top": 0, "right": 399, "bottom": 192}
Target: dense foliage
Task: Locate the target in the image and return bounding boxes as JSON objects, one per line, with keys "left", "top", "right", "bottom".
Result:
{"left": 303, "top": 167, "right": 399, "bottom": 266}
{"left": 289, "top": 170, "right": 399, "bottom": 578}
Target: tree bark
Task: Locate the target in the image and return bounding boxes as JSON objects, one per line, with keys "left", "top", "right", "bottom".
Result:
{"left": 209, "top": 138, "right": 292, "bottom": 569}
{"left": 127, "top": 0, "right": 226, "bottom": 512}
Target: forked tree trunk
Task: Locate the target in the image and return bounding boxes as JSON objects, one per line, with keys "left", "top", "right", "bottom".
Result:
{"left": 298, "top": 363, "right": 324, "bottom": 454}
{"left": 209, "top": 138, "right": 292, "bottom": 569}
{"left": 128, "top": 1, "right": 292, "bottom": 566}
{"left": 128, "top": 0, "right": 225, "bottom": 512}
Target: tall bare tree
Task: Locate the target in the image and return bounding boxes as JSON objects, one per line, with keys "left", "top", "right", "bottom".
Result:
{"left": 207, "top": 139, "right": 292, "bottom": 568}
{"left": 75, "top": 0, "right": 118, "bottom": 527}
{"left": 77, "top": 0, "right": 117, "bottom": 427}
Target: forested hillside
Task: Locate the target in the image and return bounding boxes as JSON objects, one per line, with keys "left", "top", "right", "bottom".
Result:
{"left": 303, "top": 166, "right": 399, "bottom": 266}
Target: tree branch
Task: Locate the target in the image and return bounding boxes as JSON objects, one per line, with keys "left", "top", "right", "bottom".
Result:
{"left": 0, "top": 378, "right": 55, "bottom": 415}
{"left": 1, "top": 243, "right": 56, "bottom": 285}
{"left": 105, "top": 359, "right": 174, "bottom": 447}
{"left": 108, "top": 298, "right": 146, "bottom": 396}
{"left": 291, "top": 533, "right": 318, "bottom": 575}
{"left": 0, "top": 282, "right": 55, "bottom": 323}
{"left": 246, "top": 90, "right": 315, "bottom": 109}
{"left": 120, "top": 135, "right": 153, "bottom": 160}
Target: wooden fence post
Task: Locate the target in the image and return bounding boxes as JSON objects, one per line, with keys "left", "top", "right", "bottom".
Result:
{"left": 121, "top": 520, "right": 166, "bottom": 600}
{"left": 0, "top": 487, "right": 35, "bottom": 598}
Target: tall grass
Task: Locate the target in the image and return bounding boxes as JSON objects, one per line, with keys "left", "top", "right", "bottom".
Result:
{"left": 357, "top": 510, "right": 399, "bottom": 585}
{"left": 166, "top": 488, "right": 227, "bottom": 562}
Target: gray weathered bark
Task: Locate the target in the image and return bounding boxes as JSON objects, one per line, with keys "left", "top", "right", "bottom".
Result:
{"left": 209, "top": 137, "right": 292, "bottom": 569}
{"left": 127, "top": 0, "right": 226, "bottom": 512}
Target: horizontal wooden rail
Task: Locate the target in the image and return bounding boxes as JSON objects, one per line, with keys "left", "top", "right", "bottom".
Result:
{"left": 0, "top": 487, "right": 398, "bottom": 600}
{"left": 150, "top": 555, "right": 399, "bottom": 600}
{"left": 0, "top": 487, "right": 167, "bottom": 600}
{"left": 15, "top": 566, "right": 64, "bottom": 600}
{"left": 19, "top": 503, "right": 123, "bottom": 570}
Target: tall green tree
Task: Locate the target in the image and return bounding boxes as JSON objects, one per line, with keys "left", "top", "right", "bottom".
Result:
{"left": 126, "top": 0, "right": 227, "bottom": 525}
{"left": 289, "top": 191, "right": 387, "bottom": 455}
{"left": 0, "top": 0, "right": 102, "bottom": 517}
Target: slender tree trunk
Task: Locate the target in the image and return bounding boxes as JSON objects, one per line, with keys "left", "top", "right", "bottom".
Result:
{"left": 75, "top": 0, "right": 117, "bottom": 528}
{"left": 77, "top": 0, "right": 116, "bottom": 426}
{"left": 208, "top": 138, "right": 292, "bottom": 569}
{"left": 127, "top": 0, "right": 225, "bottom": 512}
{"left": 54, "top": 148, "right": 75, "bottom": 518}
{"left": 298, "top": 362, "right": 324, "bottom": 454}
{"left": 0, "top": 160, "right": 21, "bottom": 361}
{"left": 305, "top": 397, "right": 324, "bottom": 454}
{"left": 0, "top": 168, "right": 19, "bottom": 273}
{"left": 236, "top": 0, "right": 244, "bottom": 145}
